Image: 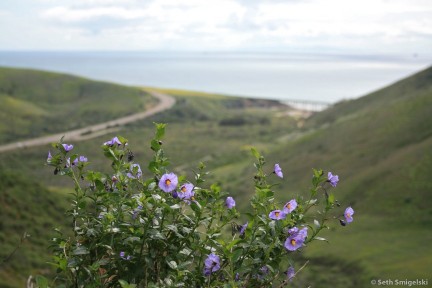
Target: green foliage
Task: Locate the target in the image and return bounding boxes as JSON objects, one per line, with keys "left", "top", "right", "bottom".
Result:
{"left": 43, "top": 123, "right": 351, "bottom": 287}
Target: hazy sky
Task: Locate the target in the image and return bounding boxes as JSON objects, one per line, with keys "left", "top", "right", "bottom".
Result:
{"left": 1, "top": 0, "right": 431, "bottom": 55}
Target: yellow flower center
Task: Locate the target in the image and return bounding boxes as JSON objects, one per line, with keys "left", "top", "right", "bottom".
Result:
{"left": 275, "top": 211, "right": 280, "bottom": 217}
{"left": 181, "top": 186, "right": 187, "bottom": 193}
{"left": 165, "top": 179, "right": 171, "bottom": 186}
{"left": 286, "top": 203, "right": 291, "bottom": 209}
{"left": 291, "top": 239, "right": 296, "bottom": 246}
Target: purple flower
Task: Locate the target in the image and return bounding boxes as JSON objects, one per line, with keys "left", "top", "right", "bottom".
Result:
{"left": 103, "top": 136, "right": 122, "bottom": 147}
{"left": 327, "top": 172, "right": 339, "bottom": 187}
{"left": 226, "top": 196, "right": 236, "bottom": 209}
{"left": 239, "top": 222, "right": 248, "bottom": 236}
{"left": 283, "top": 199, "right": 297, "bottom": 214}
{"left": 344, "top": 207, "right": 354, "bottom": 224}
{"left": 203, "top": 253, "right": 221, "bottom": 276}
{"left": 127, "top": 163, "right": 142, "bottom": 179}
{"left": 177, "top": 183, "right": 194, "bottom": 199}
{"left": 119, "top": 251, "right": 131, "bottom": 260}
{"left": 62, "top": 143, "right": 73, "bottom": 152}
{"left": 269, "top": 209, "right": 286, "bottom": 220}
{"left": 286, "top": 266, "right": 295, "bottom": 281}
{"left": 47, "top": 151, "right": 52, "bottom": 162}
{"left": 274, "top": 163, "right": 283, "bottom": 178}
{"left": 284, "top": 227, "right": 308, "bottom": 251}
{"left": 257, "top": 266, "right": 269, "bottom": 279}
{"left": 73, "top": 155, "right": 88, "bottom": 166}
{"left": 132, "top": 205, "right": 143, "bottom": 219}
{"left": 159, "top": 172, "right": 178, "bottom": 192}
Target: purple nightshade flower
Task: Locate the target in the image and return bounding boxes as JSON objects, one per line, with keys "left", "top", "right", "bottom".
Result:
{"left": 158, "top": 172, "right": 178, "bottom": 192}
{"left": 283, "top": 199, "right": 298, "bottom": 214}
{"left": 235, "top": 273, "right": 240, "bottom": 281}
{"left": 269, "top": 209, "right": 287, "bottom": 220}
{"left": 274, "top": 163, "right": 283, "bottom": 178}
{"left": 327, "top": 172, "right": 339, "bottom": 187}
{"left": 286, "top": 266, "right": 295, "bottom": 281}
{"left": 119, "top": 251, "right": 131, "bottom": 260}
{"left": 132, "top": 205, "right": 143, "bottom": 219}
{"left": 73, "top": 155, "right": 88, "bottom": 166}
{"left": 62, "top": 143, "right": 73, "bottom": 152}
{"left": 127, "top": 163, "right": 142, "bottom": 179}
{"left": 177, "top": 183, "right": 194, "bottom": 199}
{"left": 79, "top": 156, "right": 88, "bottom": 162}
{"left": 203, "top": 253, "right": 221, "bottom": 276}
{"left": 239, "top": 222, "right": 248, "bottom": 236}
{"left": 103, "top": 136, "right": 122, "bottom": 147}
{"left": 226, "top": 196, "right": 236, "bottom": 209}
{"left": 47, "top": 151, "right": 52, "bottom": 162}
{"left": 284, "top": 227, "right": 308, "bottom": 251}
{"left": 288, "top": 227, "right": 298, "bottom": 235}
{"left": 344, "top": 207, "right": 354, "bottom": 224}
{"left": 257, "top": 266, "right": 269, "bottom": 279}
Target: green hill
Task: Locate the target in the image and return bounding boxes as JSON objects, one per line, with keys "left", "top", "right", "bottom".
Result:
{"left": 0, "top": 170, "right": 69, "bottom": 288}
{"left": 0, "top": 66, "right": 431, "bottom": 287}
{"left": 215, "top": 66, "right": 432, "bottom": 283}
{"left": 0, "top": 67, "right": 156, "bottom": 144}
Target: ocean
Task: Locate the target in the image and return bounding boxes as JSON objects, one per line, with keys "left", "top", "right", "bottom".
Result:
{"left": 0, "top": 51, "right": 430, "bottom": 104}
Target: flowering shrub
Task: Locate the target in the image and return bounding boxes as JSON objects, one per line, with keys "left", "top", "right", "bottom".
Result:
{"left": 44, "top": 123, "right": 354, "bottom": 287}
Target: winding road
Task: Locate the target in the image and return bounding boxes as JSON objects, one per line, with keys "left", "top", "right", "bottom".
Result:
{"left": 0, "top": 90, "right": 176, "bottom": 153}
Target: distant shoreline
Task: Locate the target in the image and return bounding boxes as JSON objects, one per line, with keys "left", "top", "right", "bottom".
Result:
{"left": 1, "top": 51, "right": 429, "bottom": 104}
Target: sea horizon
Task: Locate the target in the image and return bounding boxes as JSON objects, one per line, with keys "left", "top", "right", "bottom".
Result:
{"left": 0, "top": 50, "right": 430, "bottom": 105}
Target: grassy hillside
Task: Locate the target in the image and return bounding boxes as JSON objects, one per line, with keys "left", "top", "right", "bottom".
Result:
{"left": 0, "top": 170, "right": 70, "bottom": 288}
{"left": 0, "top": 67, "right": 156, "bottom": 144}
{"left": 214, "top": 66, "right": 432, "bottom": 282}
{"left": 0, "top": 66, "right": 431, "bottom": 287}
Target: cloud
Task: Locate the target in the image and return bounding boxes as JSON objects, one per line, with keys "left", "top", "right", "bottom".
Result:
{"left": 42, "top": 6, "right": 148, "bottom": 22}
{"left": 1, "top": 0, "right": 430, "bottom": 52}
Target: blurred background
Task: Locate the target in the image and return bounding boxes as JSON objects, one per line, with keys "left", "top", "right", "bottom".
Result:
{"left": 0, "top": 0, "right": 431, "bottom": 287}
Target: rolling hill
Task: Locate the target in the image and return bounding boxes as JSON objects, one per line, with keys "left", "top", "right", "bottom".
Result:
{"left": 0, "top": 66, "right": 431, "bottom": 287}
{"left": 0, "top": 67, "right": 156, "bottom": 144}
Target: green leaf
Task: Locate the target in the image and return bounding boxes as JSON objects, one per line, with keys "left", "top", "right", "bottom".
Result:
{"left": 166, "top": 260, "right": 178, "bottom": 269}
{"left": 118, "top": 136, "right": 128, "bottom": 145}
{"left": 328, "top": 193, "right": 335, "bottom": 205}
{"left": 150, "top": 139, "right": 161, "bottom": 151}
{"left": 73, "top": 246, "right": 89, "bottom": 255}
{"left": 231, "top": 248, "right": 243, "bottom": 263}
{"left": 35, "top": 275, "right": 49, "bottom": 288}
{"left": 306, "top": 199, "right": 318, "bottom": 205}
{"left": 170, "top": 204, "right": 181, "bottom": 210}
{"left": 118, "top": 280, "right": 137, "bottom": 288}
{"left": 154, "top": 122, "right": 166, "bottom": 139}
{"left": 190, "top": 200, "right": 202, "bottom": 213}
{"left": 314, "top": 237, "right": 329, "bottom": 243}
{"left": 250, "top": 147, "right": 260, "bottom": 159}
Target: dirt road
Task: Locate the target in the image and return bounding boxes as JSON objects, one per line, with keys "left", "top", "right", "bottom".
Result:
{"left": 0, "top": 90, "right": 176, "bottom": 153}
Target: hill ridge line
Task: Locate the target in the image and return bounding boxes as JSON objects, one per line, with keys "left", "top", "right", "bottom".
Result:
{"left": 0, "top": 90, "right": 175, "bottom": 153}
